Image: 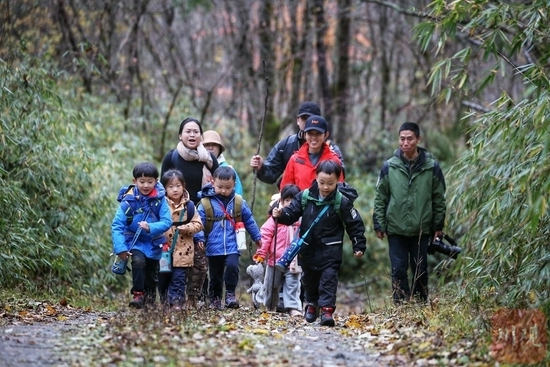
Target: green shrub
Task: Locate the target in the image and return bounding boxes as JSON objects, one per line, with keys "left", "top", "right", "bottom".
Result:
{"left": 0, "top": 58, "right": 156, "bottom": 294}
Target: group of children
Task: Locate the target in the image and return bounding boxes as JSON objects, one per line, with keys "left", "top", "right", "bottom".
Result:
{"left": 111, "top": 129, "right": 367, "bottom": 327}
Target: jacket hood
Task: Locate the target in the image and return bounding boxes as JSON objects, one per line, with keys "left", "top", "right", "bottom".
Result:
{"left": 117, "top": 182, "right": 166, "bottom": 202}
{"left": 198, "top": 182, "right": 216, "bottom": 199}
{"left": 198, "top": 182, "right": 235, "bottom": 200}
{"left": 308, "top": 181, "right": 357, "bottom": 203}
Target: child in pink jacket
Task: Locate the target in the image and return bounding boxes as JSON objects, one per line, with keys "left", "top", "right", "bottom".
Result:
{"left": 254, "top": 184, "right": 302, "bottom": 316}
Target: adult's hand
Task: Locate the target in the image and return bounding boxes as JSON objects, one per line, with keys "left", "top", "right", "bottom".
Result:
{"left": 376, "top": 231, "right": 386, "bottom": 240}
{"left": 250, "top": 155, "right": 264, "bottom": 170}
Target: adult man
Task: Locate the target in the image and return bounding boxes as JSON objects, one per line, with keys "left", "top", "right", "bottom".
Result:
{"left": 373, "top": 122, "right": 446, "bottom": 304}
{"left": 250, "top": 102, "right": 344, "bottom": 186}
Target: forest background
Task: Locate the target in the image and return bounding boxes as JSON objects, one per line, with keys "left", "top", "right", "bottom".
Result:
{"left": 0, "top": 0, "right": 549, "bottom": 333}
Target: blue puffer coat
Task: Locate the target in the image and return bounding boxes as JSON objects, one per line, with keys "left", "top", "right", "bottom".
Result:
{"left": 111, "top": 182, "right": 172, "bottom": 260}
{"left": 195, "top": 183, "right": 262, "bottom": 256}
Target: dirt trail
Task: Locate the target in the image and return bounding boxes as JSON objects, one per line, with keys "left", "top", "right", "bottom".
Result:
{"left": 0, "top": 285, "right": 393, "bottom": 367}
{"left": 0, "top": 312, "right": 106, "bottom": 367}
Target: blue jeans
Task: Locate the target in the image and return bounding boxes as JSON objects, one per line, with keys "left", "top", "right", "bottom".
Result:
{"left": 130, "top": 249, "right": 159, "bottom": 305}
{"left": 388, "top": 234, "right": 429, "bottom": 303}
{"left": 167, "top": 267, "right": 188, "bottom": 306}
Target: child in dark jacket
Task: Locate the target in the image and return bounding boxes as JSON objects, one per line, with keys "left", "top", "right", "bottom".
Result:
{"left": 195, "top": 166, "right": 262, "bottom": 309}
{"left": 272, "top": 160, "right": 366, "bottom": 326}
{"left": 111, "top": 162, "right": 172, "bottom": 309}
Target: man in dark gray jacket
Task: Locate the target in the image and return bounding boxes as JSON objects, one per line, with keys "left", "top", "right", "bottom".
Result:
{"left": 250, "top": 102, "right": 345, "bottom": 186}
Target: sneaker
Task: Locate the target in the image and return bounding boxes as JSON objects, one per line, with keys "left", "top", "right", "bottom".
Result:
{"left": 225, "top": 292, "right": 239, "bottom": 309}
{"left": 320, "top": 306, "right": 335, "bottom": 327}
{"left": 209, "top": 297, "right": 222, "bottom": 310}
{"left": 305, "top": 304, "right": 319, "bottom": 323}
{"left": 289, "top": 309, "right": 302, "bottom": 317}
{"left": 129, "top": 291, "right": 144, "bottom": 309}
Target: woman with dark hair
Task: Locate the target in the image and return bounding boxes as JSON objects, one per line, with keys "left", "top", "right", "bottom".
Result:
{"left": 161, "top": 117, "right": 219, "bottom": 308}
{"left": 161, "top": 118, "right": 219, "bottom": 204}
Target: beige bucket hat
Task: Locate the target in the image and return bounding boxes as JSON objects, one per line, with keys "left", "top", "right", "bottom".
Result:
{"left": 202, "top": 130, "right": 225, "bottom": 153}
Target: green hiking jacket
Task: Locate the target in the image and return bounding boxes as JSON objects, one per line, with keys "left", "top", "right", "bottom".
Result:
{"left": 373, "top": 148, "right": 446, "bottom": 237}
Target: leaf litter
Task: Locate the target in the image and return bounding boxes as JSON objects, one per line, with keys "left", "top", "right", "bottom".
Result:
{"left": 0, "top": 287, "right": 495, "bottom": 366}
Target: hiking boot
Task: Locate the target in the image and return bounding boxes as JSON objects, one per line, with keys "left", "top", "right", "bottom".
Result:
{"left": 209, "top": 297, "right": 222, "bottom": 310}
{"left": 305, "top": 304, "right": 319, "bottom": 323}
{"left": 225, "top": 292, "right": 239, "bottom": 309}
{"left": 320, "top": 307, "right": 335, "bottom": 327}
{"left": 129, "top": 291, "right": 144, "bottom": 309}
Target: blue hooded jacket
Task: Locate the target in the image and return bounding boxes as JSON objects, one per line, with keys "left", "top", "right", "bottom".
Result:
{"left": 196, "top": 183, "right": 261, "bottom": 256}
{"left": 111, "top": 182, "right": 172, "bottom": 260}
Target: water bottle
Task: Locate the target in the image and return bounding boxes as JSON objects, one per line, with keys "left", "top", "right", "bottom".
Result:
{"left": 275, "top": 237, "right": 304, "bottom": 272}
{"left": 112, "top": 255, "right": 128, "bottom": 275}
{"left": 235, "top": 222, "right": 247, "bottom": 251}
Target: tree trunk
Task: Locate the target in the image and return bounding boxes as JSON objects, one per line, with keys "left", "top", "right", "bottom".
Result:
{"left": 334, "top": 0, "right": 351, "bottom": 147}
{"left": 312, "top": 0, "right": 332, "bottom": 122}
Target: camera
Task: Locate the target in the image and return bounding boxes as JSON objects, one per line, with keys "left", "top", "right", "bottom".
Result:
{"left": 428, "top": 233, "right": 461, "bottom": 259}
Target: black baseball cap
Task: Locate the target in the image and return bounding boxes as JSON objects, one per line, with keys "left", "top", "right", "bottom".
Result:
{"left": 297, "top": 101, "right": 321, "bottom": 117}
{"left": 304, "top": 115, "right": 328, "bottom": 133}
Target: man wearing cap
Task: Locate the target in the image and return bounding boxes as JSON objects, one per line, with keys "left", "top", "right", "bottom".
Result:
{"left": 279, "top": 115, "right": 344, "bottom": 190}
{"left": 250, "top": 102, "right": 344, "bottom": 186}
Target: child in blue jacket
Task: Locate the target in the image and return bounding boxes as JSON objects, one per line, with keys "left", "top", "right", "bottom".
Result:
{"left": 111, "top": 162, "right": 172, "bottom": 309}
{"left": 195, "top": 166, "right": 262, "bottom": 309}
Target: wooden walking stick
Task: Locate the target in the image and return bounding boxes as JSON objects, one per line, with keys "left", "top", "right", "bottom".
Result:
{"left": 270, "top": 217, "right": 279, "bottom": 310}
{"left": 248, "top": 59, "right": 270, "bottom": 261}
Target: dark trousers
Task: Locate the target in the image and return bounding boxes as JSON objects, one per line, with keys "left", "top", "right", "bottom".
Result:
{"left": 208, "top": 254, "right": 240, "bottom": 299}
{"left": 388, "top": 234, "right": 429, "bottom": 303}
{"left": 158, "top": 272, "right": 171, "bottom": 304}
{"left": 158, "top": 268, "right": 189, "bottom": 306}
{"left": 131, "top": 249, "right": 159, "bottom": 305}
{"left": 302, "top": 266, "right": 339, "bottom": 309}
{"left": 167, "top": 267, "right": 188, "bottom": 306}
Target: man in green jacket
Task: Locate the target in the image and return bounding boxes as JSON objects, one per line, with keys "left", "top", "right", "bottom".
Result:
{"left": 373, "top": 122, "right": 446, "bottom": 304}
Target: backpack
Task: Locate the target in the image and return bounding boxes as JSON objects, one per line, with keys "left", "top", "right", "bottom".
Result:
{"left": 201, "top": 194, "right": 243, "bottom": 235}
{"left": 117, "top": 185, "right": 162, "bottom": 225}
{"left": 300, "top": 182, "right": 358, "bottom": 223}
{"left": 171, "top": 201, "right": 196, "bottom": 226}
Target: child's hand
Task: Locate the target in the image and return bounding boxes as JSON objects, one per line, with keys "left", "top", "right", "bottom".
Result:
{"left": 196, "top": 241, "right": 205, "bottom": 251}
{"left": 252, "top": 253, "right": 264, "bottom": 263}
{"left": 138, "top": 221, "right": 150, "bottom": 232}
{"left": 177, "top": 225, "right": 191, "bottom": 235}
{"left": 353, "top": 251, "right": 364, "bottom": 258}
{"left": 272, "top": 208, "right": 281, "bottom": 218}
{"left": 117, "top": 251, "right": 131, "bottom": 260}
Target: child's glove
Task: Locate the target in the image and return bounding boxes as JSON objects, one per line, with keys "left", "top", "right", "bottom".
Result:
{"left": 252, "top": 253, "right": 264, "bottom": 264}
{"left": 162, "top": 243, "right": 170, "bottom": 252}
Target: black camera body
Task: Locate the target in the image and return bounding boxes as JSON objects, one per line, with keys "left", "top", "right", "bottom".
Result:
{"left": 428, "top": 233, "right": 462, "bottom": 259}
